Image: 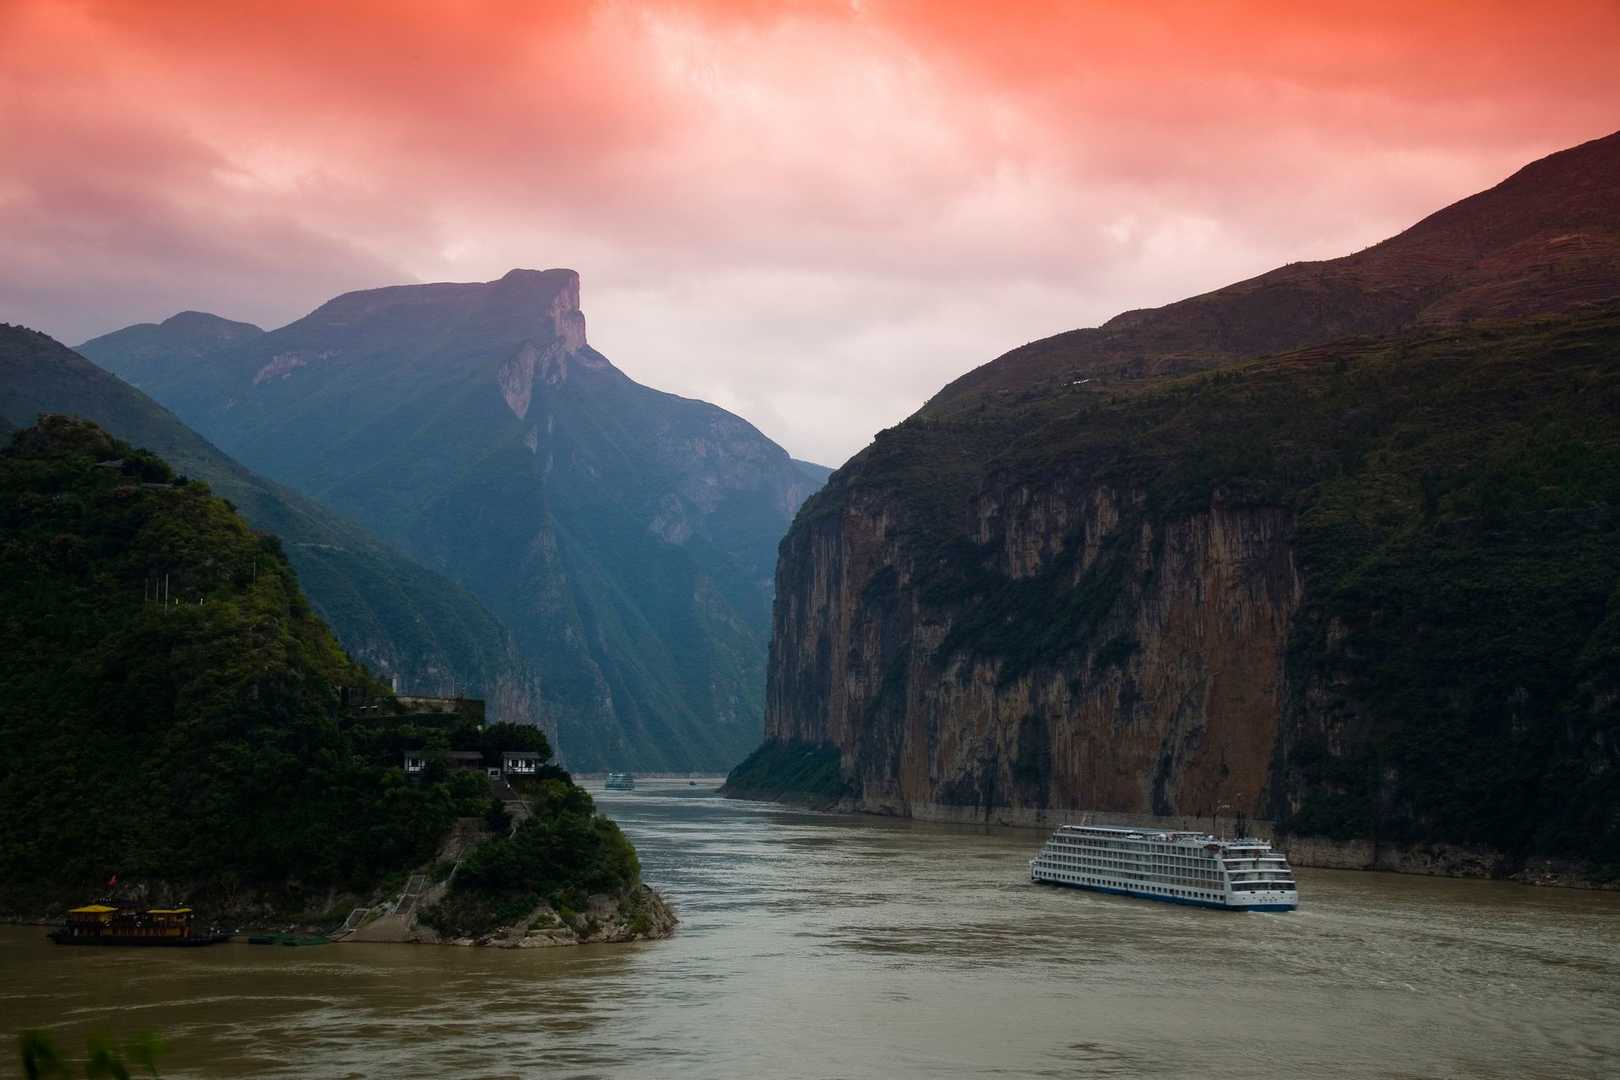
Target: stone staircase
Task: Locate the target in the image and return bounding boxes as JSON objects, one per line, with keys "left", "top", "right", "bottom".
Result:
{"left": 393, "top": 873, "right": 428, "bottom": 916}
{"left": 340, "top": 873, "right": 431, "bottom": 944}
{"left": 327, "top": 906, "right": 372, "bottom": 940}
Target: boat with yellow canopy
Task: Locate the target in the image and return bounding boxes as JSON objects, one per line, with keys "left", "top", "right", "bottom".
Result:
{"left": 49, "top": 903, "right": 231, "bottom": 946}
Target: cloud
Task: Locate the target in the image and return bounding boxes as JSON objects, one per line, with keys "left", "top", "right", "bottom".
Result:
{"left": 2, "top": 0, "right": 1617, "bottom": 464}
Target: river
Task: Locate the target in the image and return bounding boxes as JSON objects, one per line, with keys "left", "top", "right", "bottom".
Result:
{"left": 4, "top": 780, "right": 1618, "bottom": 1079}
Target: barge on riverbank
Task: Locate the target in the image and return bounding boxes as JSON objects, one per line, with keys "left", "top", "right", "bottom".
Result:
{"left": 49, "top": 904, "right": 232, "bottom": 946}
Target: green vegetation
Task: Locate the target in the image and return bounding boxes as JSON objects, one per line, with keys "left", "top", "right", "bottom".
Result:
{"left": 0, "top": 323, "right": 542, "bottom": 737}
{"left": 0, "top": 418, "right": 513, "bottom": 897}
{"left": 723, "top": 740, "right": 851, "bottom": 805}
{"left": 420, "top": 778, "right": 639, "bottom": 937}
{"left": 19, "top": 1029, "right": 163, "bottom": 1079}
{"left": 798, "top": 306, "right": 1620, "bottom": 865}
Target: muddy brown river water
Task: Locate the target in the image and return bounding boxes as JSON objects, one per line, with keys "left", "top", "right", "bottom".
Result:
{"left": 4, "top": 780, "right": 1618, "bottom": 1078}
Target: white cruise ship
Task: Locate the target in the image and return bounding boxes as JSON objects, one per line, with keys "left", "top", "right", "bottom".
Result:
{"left": 1030, "top": 824, "right": 1298, "bottom": 911}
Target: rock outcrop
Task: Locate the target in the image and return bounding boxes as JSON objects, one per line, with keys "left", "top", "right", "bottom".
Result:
{"left": 433, "top": 885, "right": 678, "bottom": 949}
{"left": 344, "top": 883, "right": 676, "bottom": 948}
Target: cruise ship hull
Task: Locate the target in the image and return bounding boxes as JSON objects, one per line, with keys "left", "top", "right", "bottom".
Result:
{"left": 1034, "top": 877, "right": 1296, "bottom": 911}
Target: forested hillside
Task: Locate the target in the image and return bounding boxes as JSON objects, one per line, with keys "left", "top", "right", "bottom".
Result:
{"left": 0, "top": 417, "right": 645, "bottom": 916}
{"left": 1, "top": 325, "right": 546, "bottom": 738}
{"left": 0, "top": 417, "right": 445, "bottom": 888}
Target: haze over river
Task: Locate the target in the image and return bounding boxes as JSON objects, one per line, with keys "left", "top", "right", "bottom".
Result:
{"left": 4, "top": 781, "right": 1618, "bottom": 1078}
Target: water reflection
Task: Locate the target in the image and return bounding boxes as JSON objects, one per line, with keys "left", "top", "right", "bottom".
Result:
{"left": 3, "top": 780, "right": 1618, "bottom": 1078}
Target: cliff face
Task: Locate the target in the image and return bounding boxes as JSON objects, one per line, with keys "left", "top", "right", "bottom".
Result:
{"left": 771, "top": 482, "right": 1300, "bottom": 821}
{"left": 753, "top": 132, "right": 1620, "bottom": 869}
{"left": 764, "top": 308, "right": 1620, "bottom": 870}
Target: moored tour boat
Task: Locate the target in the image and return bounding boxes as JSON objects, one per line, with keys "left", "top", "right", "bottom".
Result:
{"left": 1030, "top": 824, "right": 1299, "bottom": 911}
{"left": 49, "top": 904, "right": 233, "bottom": 946}
{"left": 604, "top": 772, "right": 636, "bottom": 791}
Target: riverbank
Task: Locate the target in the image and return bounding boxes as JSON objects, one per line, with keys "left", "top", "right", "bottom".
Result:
{"left": 3, "top": 883, "right": 677, "bottom": 946}
{"left": 0, "top": 879, "right": 382, "bottom": 932}
{"left": 1, "top": 776, "right": 681, "bottom": 947}
{"left": 0, "top": 813, "right": 679, "bottom": 948}
{"left": 719, "top": 788, "right": 1617, "bottom": 891}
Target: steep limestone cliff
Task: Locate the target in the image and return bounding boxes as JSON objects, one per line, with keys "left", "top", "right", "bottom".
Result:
{"left": 770, "top": 478, "right": 1301, "bottom": 821}
{"left": 754, "top": 307, "right": 1620, "bottom": 880}
{"left": 748, "top": 132, "right": 1620, "bottom": 873}
{"left": 758, "top": 308, "right": 1620, "bottom": 873}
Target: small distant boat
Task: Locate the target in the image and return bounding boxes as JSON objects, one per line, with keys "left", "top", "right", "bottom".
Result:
{"left": 604, "top": 772, "right": 636, "bottom": 791}
{"left": 50, "top": 904, "right": 232, "bottom": 946}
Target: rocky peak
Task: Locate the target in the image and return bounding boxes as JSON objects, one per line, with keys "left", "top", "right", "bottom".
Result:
{"left": 492, "top": 270, "right": 600, "bottom": 418}
{"left": 290, "top": 268, "right": 589, "bottom": 360}
{"left": 488, "top": 269, "right": 589, "bottom": 353}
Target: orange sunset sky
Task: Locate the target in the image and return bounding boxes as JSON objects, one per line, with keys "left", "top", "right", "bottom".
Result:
{"left": 3, "top": 0, "right": 1619, "bottom": 463}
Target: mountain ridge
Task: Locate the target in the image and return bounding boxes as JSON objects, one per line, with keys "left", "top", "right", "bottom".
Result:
{"left": 926, "top": 129, "right": 1620, "bottom": 414}
{"left": 81, "top": 271, "right": 824, "bottom": 770}
{"left": 1, "top": 324, "right": 545, "bottom": 732}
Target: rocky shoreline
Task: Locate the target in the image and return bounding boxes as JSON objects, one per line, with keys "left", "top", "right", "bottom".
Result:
{"left": 346, "top": 883, "right": 678, "bottom": 948}
{"left": 436, "top": 885, "right": 678, "bottom": 949}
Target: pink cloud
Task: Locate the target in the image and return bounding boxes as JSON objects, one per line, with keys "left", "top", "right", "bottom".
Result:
{"left": 2, "top": 0, "right": 1617, "bottom": 464}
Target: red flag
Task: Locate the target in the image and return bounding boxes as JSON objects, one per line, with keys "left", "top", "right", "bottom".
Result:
{"left": 106, "top": 873, "right": 117, "bottom": 888}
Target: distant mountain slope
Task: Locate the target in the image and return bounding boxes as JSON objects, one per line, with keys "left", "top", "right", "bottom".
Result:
{"left": 793, "top": 458, "right": 836, "bottom": 486}
{"left": 82, "top": 271, "right": 824, "bottom": 770}
{"left": 927, "top": 130, "right": 1620, "bottom": 413}
{"left": 81, "top": 310, "right": 264, "bottom": 391}
{"left": 1, "top": 325, "right": 544, "bottom": 733}
{"left": 748, "top": 131, "right": 1620, "bottom": 873}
